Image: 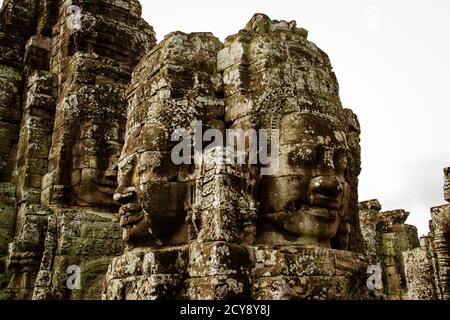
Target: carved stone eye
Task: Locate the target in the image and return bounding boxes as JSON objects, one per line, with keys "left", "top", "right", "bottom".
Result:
{"left": 316, "top": 145, "right": 335, "bottom": 167}
{"left": 117, "top": 154, "right": 137, "bottom": 184}
{"left": 289, "top": 145, "right": 315, "bottom": 166}
{"left": 334, "top": 149, "right": 349, "bottom": 173}
{"left": 118, "top": 155, "right": 135, "bottom": 175}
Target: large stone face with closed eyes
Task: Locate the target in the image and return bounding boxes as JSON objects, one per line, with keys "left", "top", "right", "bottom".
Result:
{"left": 106, "top": 13, "right": 369, "bottom": 300}
{"left": 220, "top": 13, "right": 363, "bottom": 250}
{"left": 257, "top": 112, "right": 351, "bottom": 247}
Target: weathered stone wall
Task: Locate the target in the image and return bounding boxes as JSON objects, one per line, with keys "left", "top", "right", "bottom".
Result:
{"left": 378, "top": 210, "right": 420, "bottom": 299}
{"left": 359, "top": 199, "right": 382, "bottom": 264}
{"left": 0, "top": 0, "right": 45, "bottom": 299}
{"left": 0, "top": 0, "right": 39, "bottom": 184}
{"left": 403, "top": 238, "right": 439, "bottom": 300}
{"left": 42, "top": 0, "right": 155, "bottom": 207}
{"left": 430, "top": 204, "right": 450, "bottom": 299}
{"left": 33, "top": 0, "right": 155, "bottom": 300}
{"left": 402, "top": 168, "right": 450, "bottom": 300}
{"left": 32, "top": 208, "right": 123, "bottom": 299}
{"left": 402, "top": 205, "right": 450, "bottom": 300}
{"left": 0, "top": 0, "right": 155, "bottom": 300}
{"left": 359, "top": 168, "right": 450, "bottom": 300}
{"left": 358, "top": 202, "right": 423, "bottom": 300}
{"left": 340, "top": 109, "right": 365, "bottom": 253}
{"left": 5, "top": 35, "right": 55, "bottom": 301}
{"left": 0, "top": 182, "right": 16, "bottom": 294}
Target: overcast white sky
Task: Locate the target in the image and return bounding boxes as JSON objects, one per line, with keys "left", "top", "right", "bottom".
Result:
{"left": 2, "top": 0, "right": 448, "bottom": 235}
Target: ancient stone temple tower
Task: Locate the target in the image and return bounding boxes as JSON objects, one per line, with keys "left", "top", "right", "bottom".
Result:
{"left": 0, "top": 0, "right": 449, "bottom": 301}
{"left": 359, "top": 168, "right": 450, "bottom": 300}
{"left": 0, "top": 0, "right": 154, "bottom": 299}
{"left": 104, "top": 14, "right": 369, "bottom": 300}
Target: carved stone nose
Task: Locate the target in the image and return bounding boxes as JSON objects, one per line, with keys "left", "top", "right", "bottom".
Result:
{"left": 310, "top": 176, "right": 342, "bottom": 197}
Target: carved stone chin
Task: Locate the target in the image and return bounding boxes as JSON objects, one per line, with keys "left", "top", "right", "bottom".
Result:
{"left": 120, "top": 210, "right": 188, "bottom": 249}
{"left": 258, "top": 210, "right": 341, "bottom": 248}
{"left": 114, "top": 151, "right": 190, "bottom": 249}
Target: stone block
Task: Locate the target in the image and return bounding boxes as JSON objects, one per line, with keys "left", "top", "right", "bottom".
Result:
{"left": 188, "top": 242, "right": 253, "bottom": 278}
{"left": 0, "top": 208, "right": 16, "bottom": 230}
{"left": 223, "top": 65, "right": 250, "bottom": 96}
{"left": 252, "top": 275, "right": 353, "bottom": 300}
{"left": 105, "top": 274, "right": 184, "bottom": 300}
{"left": 106, "top": 246, "right": 188, "bottom": 281}
{"left": 224, "top": 94, "right": 254, "bottom": 123}
{"left": 403, "top": 248, "right": 438, "bottom": 300}
{"left": 183, "top": 274, "right": 250, "bottom": 300}
{"left": 0, "top": 227, "right": 14, "bottom": 256}
{"left": 217, "top": 42, "right": 245, "bottom": 72}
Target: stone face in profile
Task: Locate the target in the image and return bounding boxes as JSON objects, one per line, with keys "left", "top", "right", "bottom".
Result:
{"left": 113, "top": 32, "right": 224, "bottom": 249}
{"left": 114, "top": 129, "right": 188, "bottom": 248}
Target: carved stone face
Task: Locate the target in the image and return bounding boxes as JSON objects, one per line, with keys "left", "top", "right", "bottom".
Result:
{"left": 258, "top": 112, "right": 350, "bottom": 247}
{"left": 73, "top": 124, "right": 121, "bottom": 207}
{"left": 114, "top": 124, "right": 188, "bottom": 249}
